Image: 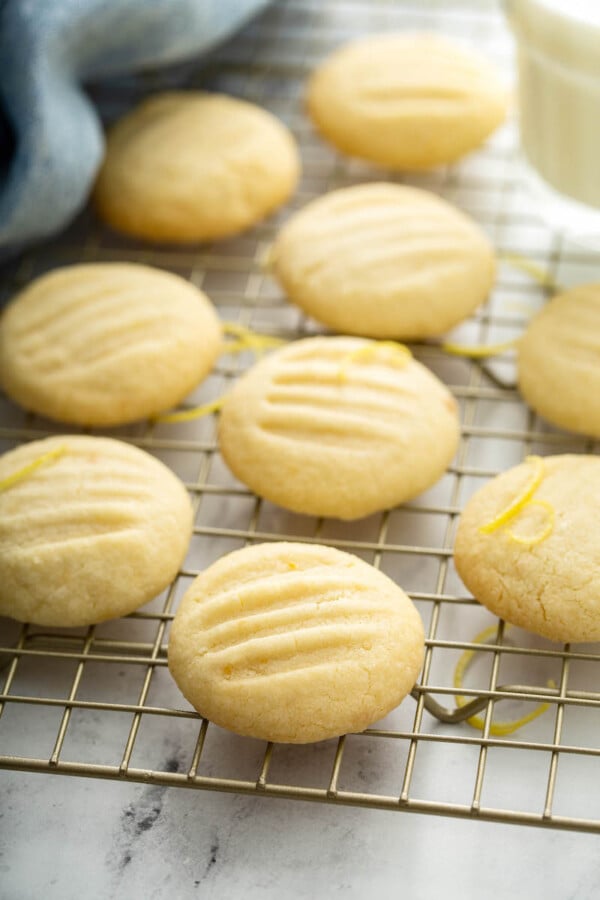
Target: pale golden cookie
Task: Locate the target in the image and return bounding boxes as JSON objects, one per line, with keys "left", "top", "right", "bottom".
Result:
{"left": 218, "top": 336, "right": 460, "bottom": 519}
{"left": 270, "top": 183, "right": 495, "bottom": 339}
{"left": 0, "top": 262, "right": 222, "bottom": 426}
{"left": 94, "top": 92, "right": 300, "bottom": 242}
{"left": 518, "top": 284, "right": 600, "bottom": 437}
{"left": 0, "top": 436, "right": 193, "bottom": 627}
{"left": 454, "top": 454, "right": 600, "bottom": 642}
{"left": 307, "top": 33, "right": 508, "bottom": 169}
{"left": 168, "top": 542, "right": 425, "bottom": 743}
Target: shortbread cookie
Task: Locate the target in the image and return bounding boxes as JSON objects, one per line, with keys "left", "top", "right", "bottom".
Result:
{"left": 518, "top": 284, "right": 600, "bottom": 437}
{"left": 0, "top": 436, "right": 193, "bottom": 627}
{"left": 454, "top": 454, "right": 600, "bottom": 642}
{"left": 307, "top": 33, "right": 508, "bottom": 169}
{"left": 219, "top": 336, "right": 459, "bottom": 519}
{"left": 94, "top": 92, "right": 300, "bottom": 242}
{"left": 270, "top": 183, "right": 495, "bottom": 339}
{"left": 0, "top": 262, "right": 222, "bottom": 426}
{"left": 168, "top": 542, "right": 424, "bottom": 743}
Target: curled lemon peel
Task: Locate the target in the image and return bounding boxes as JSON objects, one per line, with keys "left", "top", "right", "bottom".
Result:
{"left": 155, "top": 395, "right": 228, "bottom": 424}
{"left": 157, "top": 323, "right": 285, "bottom": 425}
{"left": 441, "top": 250, "right": 564, "bottom": 360}
{"left": 441, "top": 338, "right": 519, "bottom": 359}
{"left": 501, "top": 252, "right": 561, "bottom": 292}
{"left": 0, "top": 444, "right": 68, "bottom": 493}
{"left": 507, "top": 499, "right": 555, "bottom": 547}
{"left": 479, "top": 455, "right": 545, "bottom": 535}
{"left": 454, "top": 625, "right": 555, "bottom": 736}
{"left": 222, "top": 322, "right": 286, "bottom": 356}
{"left": 338, "top": 340, "right": 412, "bottom": 383}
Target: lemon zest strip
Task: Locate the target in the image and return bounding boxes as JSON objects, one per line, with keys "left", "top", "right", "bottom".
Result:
{"left": 157, "top": 325, "right": 284, "bottom": 424}
{"left": 441, "top": 338, "right": 519, "bottom": 358}
{"left": 479, "top": 455, "right": 545, "bottom": 535}
{"left": 222, "top": 322, "right": 286, "bottom": 355}
{"left": 338, "top": 340, "right": 412, "bottom": 383}
{"left": 0, "top": 444, "right": 68, "bottom": 493}
{"left": 453, "top": 625, "right": 554, "bottom": 736}
{"left": 156, "top": 396, "right": 227, "bottom": 424}
{"left": 506, "top": 499, "right": 555, "bottom": 546}
{"left": 501, "top": 252, "right": 561, "bottom": 292}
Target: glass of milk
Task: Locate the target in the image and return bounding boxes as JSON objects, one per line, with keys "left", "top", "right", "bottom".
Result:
{"left": 504, "top": 0, "right": 600, "bottom": 247}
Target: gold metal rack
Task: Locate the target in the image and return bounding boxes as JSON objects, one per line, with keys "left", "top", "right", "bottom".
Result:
{"left": 1, "top": 0, "right": 599, "bottom": 834}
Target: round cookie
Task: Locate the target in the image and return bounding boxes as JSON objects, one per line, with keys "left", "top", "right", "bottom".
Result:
{"left": 94, "top": 92, "right": 300, "bottom": 242}
{"left": 454, "top": 454, "right": 600, "bottom": 643}
{"left": 168, "top": 541, "right": 425, "bottom": 743}
{"left": 218, "top": 336, "right": 460, "bottom": 519}
{"left": 270, "top": 183, "right": 495, "bottom": 339}
{"left": 0, "top": 262, "right": 222, "bottom": 426}
{"left": 0, "top": 436, "right": 193, "bottom": 627}
{"left": 307, "top": 33, "right": 508, "bottom": 170}
{"left": 518, "top": 284, "right": 600, "bottom": 437}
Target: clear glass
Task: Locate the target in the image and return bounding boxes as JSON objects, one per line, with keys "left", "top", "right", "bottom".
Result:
{"left": 504, "top": 0, "right": 600, "bottom": 249}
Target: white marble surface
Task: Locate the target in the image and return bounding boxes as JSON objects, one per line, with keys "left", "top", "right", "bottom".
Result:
{"left": 2, "top": 769, "right": 600, "bottom": 899}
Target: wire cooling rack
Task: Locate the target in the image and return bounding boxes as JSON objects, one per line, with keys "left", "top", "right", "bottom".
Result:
{"left": 1, "top": 0, "right": 599, "bottom": 834}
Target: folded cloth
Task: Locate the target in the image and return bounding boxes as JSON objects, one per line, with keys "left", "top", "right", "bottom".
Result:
{"left": 0, "top": 0, "right": 272, "bottom": 258}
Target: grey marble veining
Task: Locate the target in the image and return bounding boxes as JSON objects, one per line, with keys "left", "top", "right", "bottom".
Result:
{"left": 2, "top": 770, "right": 600, "bottom": 899}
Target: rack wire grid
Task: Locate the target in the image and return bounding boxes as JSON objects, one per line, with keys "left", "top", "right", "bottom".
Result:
{"left": 1, "top": 0, "right": 600, "bottom": 835}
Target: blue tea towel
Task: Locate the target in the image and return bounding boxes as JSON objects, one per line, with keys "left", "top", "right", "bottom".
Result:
{"left": 0, "top": 0, "right": 272, "bottom": 258}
